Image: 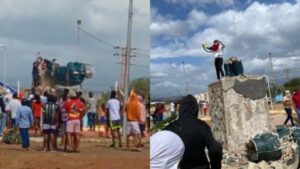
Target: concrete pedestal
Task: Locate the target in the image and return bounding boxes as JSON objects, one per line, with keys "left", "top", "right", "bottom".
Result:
{"left": 208, "top": 76, "right": 271, "bottom": 153}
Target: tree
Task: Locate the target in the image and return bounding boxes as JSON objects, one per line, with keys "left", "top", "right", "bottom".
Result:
{"left": 268, "top": 83, "right": 285, "bottom": 98}
{"left": 284, "top": 78, "right": 300, "bottom": 92}
{"left": 130, "top": 77, "right": 150, "bottom": 98}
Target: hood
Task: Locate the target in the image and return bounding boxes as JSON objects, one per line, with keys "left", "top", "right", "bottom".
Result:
{"left": 295, "top": 90, "right": 300, "bottom": 96}
{"left": 129, "top": 92, "right": 138, "bottom": 101}
{"left": 179, "top": 95, "right": 199, "bottom": 118}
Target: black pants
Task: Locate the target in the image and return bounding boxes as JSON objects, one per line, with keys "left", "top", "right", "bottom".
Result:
{"left": 215, "top": 58, "right": 224, "bottom": 80}
{"left": 284, "top": 108, "right": 295, "bottom": 126}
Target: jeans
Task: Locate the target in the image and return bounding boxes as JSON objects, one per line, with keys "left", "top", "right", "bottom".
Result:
{"left": 87, "top": 112, "right": 96, "bottom": 129}
{"left": 0, "top": 113, "right": 7, "bottom": 135}
{"left": 158, "top": 114, "right": 163, "bottom": 121}
{"left": 11, "top": 118, "right": 16, "bottom": 128}
{"left": 215, "top": 58, "right": 225, "bottom": 80}
{"left": 284, "top": 108, "right": 295, "bottom": 126}
{"left": 20, "top": 128, "right": 30, "bottom": 148}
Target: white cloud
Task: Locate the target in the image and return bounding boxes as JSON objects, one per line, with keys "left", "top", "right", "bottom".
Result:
{"left": 164, "top": 0, "right": 235, "bottom": 8}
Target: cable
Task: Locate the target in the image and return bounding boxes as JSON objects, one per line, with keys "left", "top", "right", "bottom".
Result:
{"left": 79, "top": 28, "right": 116, "bottom": 48}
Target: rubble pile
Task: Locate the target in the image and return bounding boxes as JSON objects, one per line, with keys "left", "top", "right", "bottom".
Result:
{"left": 221, "top": 126, "right": 300, "bottom": 169}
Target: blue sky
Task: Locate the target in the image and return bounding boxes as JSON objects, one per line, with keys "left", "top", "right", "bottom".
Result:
{"left": 150, "top": 0, "right": 300, "bottom": 99}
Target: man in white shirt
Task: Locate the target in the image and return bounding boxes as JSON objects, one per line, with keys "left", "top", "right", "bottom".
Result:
{"left": 203, "top": 40, "right": 225, "bottom": 80}
{"left": 106, "top": 91, "right": 122, "bottom": 147}
{"left": 87, "top": 92, "right": 97, "bottom": 131}
{"left": 6, "top": 93, "right": 21, "bottom": 128}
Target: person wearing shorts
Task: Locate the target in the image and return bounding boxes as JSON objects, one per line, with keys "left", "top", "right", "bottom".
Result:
{"left": 58, "top": 94, "right": 69, "bottom": 148}
{"left": 42, "top": 96, "right": 59, "bottom": 152}
{"left": 65, "top": 91, "right": 84, "bottom": 153}
{"left": 32, "top": 95, "right": 43, "bottom": 135}
{"left": 106, "top": 91, "right": 122, "bottom": 147}
{"left": 125, "top": 92, "right": 141, "bottom": 151}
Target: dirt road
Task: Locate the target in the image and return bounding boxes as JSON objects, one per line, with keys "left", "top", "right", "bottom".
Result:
{"left": 0, "top": 137, "right": 149, "bottom": 169}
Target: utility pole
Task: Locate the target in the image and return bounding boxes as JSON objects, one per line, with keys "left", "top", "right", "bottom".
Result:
{"left": 182, "top": 61, "right": 188, "bottom": 95}
{"left": 76, "top": 20, "right": 82, "bottom": 62}
{"left": 268, "top": 52, "right": 275, "bottom": 84}
{"left": 122, "top": 0, "right": 133, "bottom": 141}
{"left": 284, "top": 69, "right": 290, "bottom": 81}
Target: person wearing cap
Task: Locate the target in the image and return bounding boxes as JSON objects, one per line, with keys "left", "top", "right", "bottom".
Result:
{"left": 283, "top": 90, "right": 295, "bottom": 126}
{"left": 65, "top": 90, "right": 84, "bottom": 152}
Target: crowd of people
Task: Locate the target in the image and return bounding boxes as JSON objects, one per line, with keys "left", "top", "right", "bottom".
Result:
{"left": 0, "top": 88, "right": 149, "bottom": 152}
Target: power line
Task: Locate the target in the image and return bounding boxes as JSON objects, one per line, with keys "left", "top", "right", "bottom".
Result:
{"left": 79, "top": 28, "right": 116, "bottom": 48}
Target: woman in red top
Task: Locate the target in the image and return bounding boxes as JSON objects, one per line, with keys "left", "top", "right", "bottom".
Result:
{"left": 32, "top": 95, "right": 43, "bottom": 135}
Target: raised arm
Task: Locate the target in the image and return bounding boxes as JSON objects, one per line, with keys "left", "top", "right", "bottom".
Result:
{"left": 219, "top": 41, "right": 225, "bottom": 50}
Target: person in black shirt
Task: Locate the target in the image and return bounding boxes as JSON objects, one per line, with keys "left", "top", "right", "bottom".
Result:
{"left": 164, "top": 95, "right": 222, "bottom": 169}
{"left": 32, "top": 57, "right": 42, "bottom": 88}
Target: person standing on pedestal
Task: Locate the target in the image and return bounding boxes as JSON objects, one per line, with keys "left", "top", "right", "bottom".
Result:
{"left": 203, "top": 40, "right": 225, "bottom": 80}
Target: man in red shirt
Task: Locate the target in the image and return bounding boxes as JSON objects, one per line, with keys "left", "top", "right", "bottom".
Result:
{"left": 65, "top": 91, "right": 84, "bottom": 153}
{"left": 293, "top": 90, "right": 300, "bottom": 121}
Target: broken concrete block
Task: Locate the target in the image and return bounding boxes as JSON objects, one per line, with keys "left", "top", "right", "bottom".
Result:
{"left": 208, "top": 76, "right": 271, "bottom": 153}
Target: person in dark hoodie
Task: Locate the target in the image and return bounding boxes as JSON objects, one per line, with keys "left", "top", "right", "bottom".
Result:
{"left": 164, "top": 95, "right": 222, "bottom": 169}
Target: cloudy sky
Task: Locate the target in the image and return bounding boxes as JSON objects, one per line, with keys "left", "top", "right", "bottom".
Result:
{"left": 150, "top": 0, "right": 300, "bottom": 99}
{"left": 0, "top": 0, "right": 150, "bottom": 92}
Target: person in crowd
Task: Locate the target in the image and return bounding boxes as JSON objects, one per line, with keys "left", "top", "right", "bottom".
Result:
{"left": 125, "top": 92, "right": 140, "bottom": 151}
{"left": 150, "top": 130, "right": 185, "bottom": 169}
{"left": 5, "top": 93, "right": 21, "bottom": 129}
{"left": 97, "top": 103, "right": 109, "bottom": 137}
{"left": 283, "top": 90, "right": 295, "bottom": 126}
{"left": 106, "top": 91, "right": 122, "bottom": 147}
{"left": 293, "top": 90, "right": 300, "bottom": 122}
{"left": 58, "top": 93, "right": 69, "bottom": 149}
{"left": 169, "top": 101, "right": 175, "bottom": 116}
{"left": 203, "top": 100, "right": 208, "bottom": 116}
{"left": 76, "top": 91, "right": 86, "bottom": 131}
{"left": 32, "top": 57, "right": 42, "bottom": 88}
{"left": 0, "top": 94, "right": 6, "bottom": 136}
{"left": 65, "top": 90, "right": 84, "bottom": 153}
{"left": 203, "top": 40, "right": 225, "bottom": 80}
{"left": 51, "top": 58, "right": 59, "bottom": 77}
{"left": 32, "top": 95, "right": 43, "bottom": 135}
{"left": 137, "top": 94, "right": 146, "bottom": 146}
{"left": 42, "top": 95, "right": 60, "bottom": 152}
{"left": 87, "top": 92, "right": 96, "bottom": 131}
{"left": 199, "top": 100, "right": 204, "bottom": 115}
{"left": 164, "top": 95, "right": 222, "bottom": 169}
{"left": 16, "top": 99, "right": 33, "bottom": 151}
{"left": 156, "top": 103, "right": 164, "bottom": 122}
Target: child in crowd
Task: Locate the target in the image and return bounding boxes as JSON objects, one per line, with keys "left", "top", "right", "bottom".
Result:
{"left": 97, "top": 103, "right": 109, "bottom": 137}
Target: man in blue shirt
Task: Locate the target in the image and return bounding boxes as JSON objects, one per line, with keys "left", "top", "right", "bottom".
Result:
{"left": 16, "top": 99, "right": 33, "bottom": 151}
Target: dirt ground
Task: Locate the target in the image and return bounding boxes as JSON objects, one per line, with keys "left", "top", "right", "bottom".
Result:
{"left": 0, "top": 137, "right": 149, "bottom": 169}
